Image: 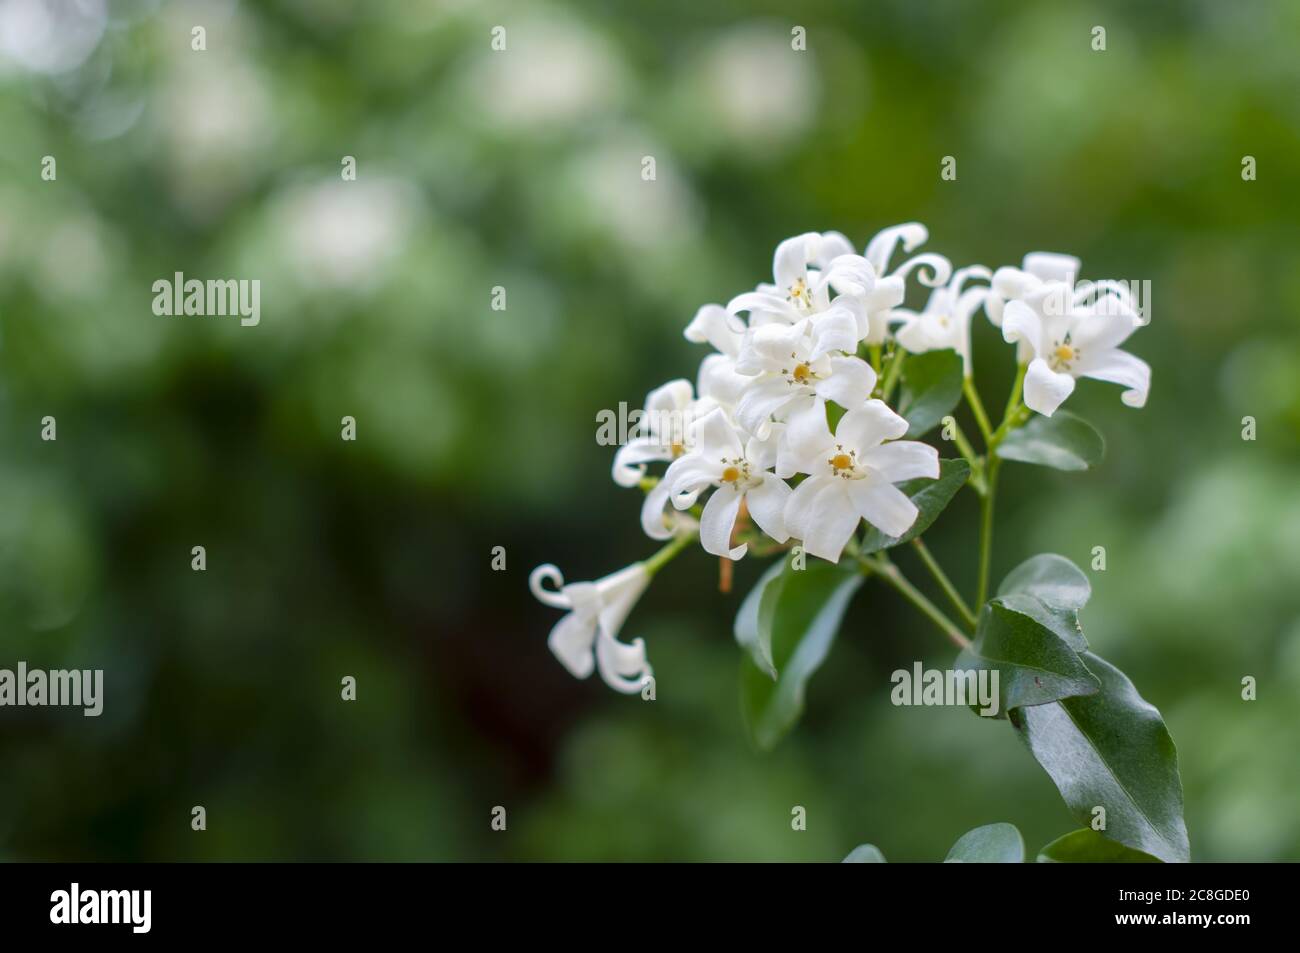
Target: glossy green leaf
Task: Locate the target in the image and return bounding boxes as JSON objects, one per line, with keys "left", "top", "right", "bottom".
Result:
{"left": 733, "top": 560, "right": 786, "bottom": 679}
{"left": 842, "top": 844, "right": 887, "bottom": 863}
{"left": 740, "top": 561, "right": 863, "bottom": 750}
{"left": 896, "top": 349, "right": 964, "bottom": 437}
{"left": 1036, "top": 828, "right": 1162, "bottom": 863}
{"left": 944, "top": 823, "right": 1024, "bottom": 863}
{"left": 996, "top": 553, "right": 1091, "bottom": 651}
{"left": 858, "top": 458, "right": 970, "bottom": 554}
{"left": 1012, "top": 652, "right": 1190, "bottom": 863}
{"left": 956, "top": 601, "right": 1101, "bottom": 718}
{"left": 996, "top": 410, "right": 1104, "bottom": 471}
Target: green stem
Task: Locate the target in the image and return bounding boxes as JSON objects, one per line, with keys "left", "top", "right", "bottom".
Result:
{"left": 963, "top": 376, "right": 994, "bottom": 444}
{"left": 1003, "top": 361, "right": 1027, "bottom": 422}
{"left": 868, "top": 343, "right": 883, "bottom": 375}
{"left": 947, "top": 417, "right": 986, "bottom": 494}
{"left": 975, "top": 456, "right": 999, "bottom": 606}
{"left": 910, "top": 538, "right": 977, "bottom": 629}
{"left": 643, "top": 531, "right": 693, "bottom": 577}
{"left": 859, "top": 554, "right": 971, "bottom": 650}
{"left": 879, "top": 346, "right": 906, "bottom": 402}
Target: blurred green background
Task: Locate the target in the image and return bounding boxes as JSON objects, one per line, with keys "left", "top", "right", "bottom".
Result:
{"left": 0, "top": 0, "right": 1297, "bottom": 861}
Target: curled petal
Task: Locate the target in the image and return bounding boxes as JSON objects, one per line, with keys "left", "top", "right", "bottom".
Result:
{"left": 613, "top": 436, "right": 671, "bottom": 488}
{"left": 892, "top": 252, "right": 953, "bottom": 289}
{"left": 594, "top": 629, "right": 651, "bottom": 694}
{"left": 865, "top": 222, "right": 928, "bottom": 275}
{"left": 529, "top": 564, "right": 572, "bottom": 609}
{"left": 1077, "top": 348, "right": 1150, "bottom": 408}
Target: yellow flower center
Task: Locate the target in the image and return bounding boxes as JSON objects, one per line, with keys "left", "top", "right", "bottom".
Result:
{"left": 1054, "top": 344, "right": 1076, "bottom": 364}
{"left": 831, "top": 453, "right": 852, "bottom": 471}
{"left": 721, "top": 465, "right": 741, "bottom": 483}
{"left": 789, "top": 277, "right": 807, "bottom": 300}
{"left": 670, "top": 442, "right": 685, "bottom": 458}
{"left": 792, "top": 363, "right": 812, "bottom": 384}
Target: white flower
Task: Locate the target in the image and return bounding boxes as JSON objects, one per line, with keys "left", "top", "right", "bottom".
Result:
{"left": 726, "top": 231, "right": 867, "bottom": 326}
{"left": 529, "top": 563, "right": 652, "bottom": 694}
{"left": 849, "top": 223, "right": 954, "bottom": 344}
{"left": 663, "top": 407, "right": 792, "bottom": 560}
{"left": 782, "top": 400, "right": 940, "bottom": 562}
{"left": 893, "top": 266, "right": 991, "bottom": 374}
{"left": 984, "top": 252, "right": 1081, "bottom": 361}
{"left": 612, "top": 379, "right": 696, "bottom": 488}
{"left": 684, "top": 303, "right": 753, "bottom": 411}
{"left": 1001, "top": 288, "right": 1151, "bottom": 417}
{"left": 733, "top": 310, "right": 877, "bottom": 448}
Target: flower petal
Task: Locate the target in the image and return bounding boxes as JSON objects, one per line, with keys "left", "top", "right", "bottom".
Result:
{"left": 529, "top": 563, "right": 572, "bottom": 609}
{"left": 735, "top": 375, "right": 800, "bottom": 437}
{"left": 777, "top": 397, "right": 833, "bottom": 477}
{"left": 1077, "top": 348, "right": 1150, "bottom": 408}
{"left": 808, "top": 307, "right": 859, "bottom": 357}
{"left": 815, "top": 355, "right": 876, "bottom": 409}
{"left": 783, "top": 473, "right": 832, "bottom": 541}
{"left": 773, "top": 232, "right": 820, "bottom": 289}
{"left": 613, "top": 436, "right": 671, "bottom": 487}
{"left": 684, "top": 303, "right": 746, "bottom": 357}
{"left": 848, "top": 479, "right": 919, "bottom": 539}
{"left": 835, "top": 399, "right": 909, "bottom": 453}
{"left": 1023, "top": 357, "right": 1076, "bottom": 417}
{"left": 699, "top": 484, "right": 747, "bottom": 560}
{"left": 794, "top": 478, "right": 860, "bottom": 562}
{"left": 1023, "top": 251, "right": 1081, "bottom": 284}
{"left": 1001, "top": 299, "right": 1045, "bottom": 355}
{"left": 745, "top": 475, "right": 792, "bottom": 543}
{"left": 594, "top": 629, "right": 651, "bottom": 694}
{"left": 640, "top": 479, "right": 676, "bottom": 539}
{"left": 860, "top": 440, "right": 940, "bottom": 483}
{"left": 865, "top": 222, "right": 928, "bottom": 274}
{"left": 548, "top": 610, "right": 597, "bottom": 679}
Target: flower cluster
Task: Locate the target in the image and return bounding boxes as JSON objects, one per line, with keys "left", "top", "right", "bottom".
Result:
{"left": 531, "top": 225, "right": 1150, "bottom": 692}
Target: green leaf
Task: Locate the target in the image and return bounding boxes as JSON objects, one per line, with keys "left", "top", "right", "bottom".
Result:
{"left": 842, "top": 844, "right": 887, "bottom": 863}
{"left": 996, "top": 553, "right": 1092, "bottom": 652}
{"left": 996, "top": 410, "right": 1104, "bottom": 471}
{"left": 858, "top": 458, "right": 970, "bottom": 554}
{"left": 733, "top": 560, "right": 786, "bottom": 679}
{"left": 896, "top": 349, "right": 964, "bottom": 437}
{"left": 944, "top": 823, "right": 1024, "bottom": 863}
{"left": 1011, "top": 652, "right": 1189, "bottom": 863}
{"left": 955, "top": 601, "right": 1101, "bottom": 718}
{"left": 739, "top": 561, "right": 863, "bottom": 750}
{"left": 1036, "top": 829, "right": 1162, "bottom": 863}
